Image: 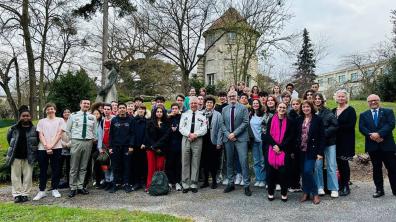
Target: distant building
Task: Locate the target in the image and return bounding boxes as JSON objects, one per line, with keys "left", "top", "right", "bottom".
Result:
{"left": 316, "top": 61, "right": 390, "bottom": 96}
{"left": 196, "top": 7, "right": 259, "bottom": 87}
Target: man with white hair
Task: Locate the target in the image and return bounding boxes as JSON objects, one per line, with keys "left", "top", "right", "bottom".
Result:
{"left": 179, "top": 96, "right": 207, "bottom": 193}
{"left": 359, "top": 94, "right": 396, "bottom": 198}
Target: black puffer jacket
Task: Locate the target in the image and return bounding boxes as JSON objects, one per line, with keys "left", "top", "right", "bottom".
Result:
{"left": 6, "top": 121, "right": 38, "bottom": 166}
{"left": 317, "top": 107, "right": 338, "bottom": 146}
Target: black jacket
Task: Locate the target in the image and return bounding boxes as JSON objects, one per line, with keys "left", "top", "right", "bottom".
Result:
{"left": 264, "top": 116, "right": 295, "bottom": 154}
{"left": 168, "top": 114, "right": 182, "bottom": 152}
{"left": 133, "top": 116, "right": 147, "bottom": 148}
{"left": 332, "top": 106, "right": 356, "bottom": 158}
{"left": 109, "top": 116, "right": 134, "bottom": 148}
{"left": 145, "top": 119, "right": 170, "bottom": 152}
{"left": 6, "top": 121, "right": 39, "bottom": 166}
{"left": 317, "top": 107, "right": 338, "bottom": 146}
{"left": 295, "top": 115, "right": 325, "bottom": 159}
{"left": 359, "top": 108, "right": 396, "bottom": 152}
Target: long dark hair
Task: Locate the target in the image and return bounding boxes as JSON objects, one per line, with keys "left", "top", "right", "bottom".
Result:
{"left": 250, "top": 99, "right": 264, "bottom": 117}
{"left": 151, "top": 106, "right": 167, "bottom": 125}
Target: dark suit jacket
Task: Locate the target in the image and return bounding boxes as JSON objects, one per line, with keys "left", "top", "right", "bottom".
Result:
{"left": 295, "top": 115, "right": 325, "bottom": 160}
{"left": 359, "top": 108, "right": 396, "bottom": 152}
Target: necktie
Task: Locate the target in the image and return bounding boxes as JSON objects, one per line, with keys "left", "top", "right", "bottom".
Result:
{"left": 373, "top": 109, "right": 378, "bottom": 127}
{"left": 82, "top": 112, "right": 87, "bottom": 139}
{"left": 231, "top": 106, "right": 235, "bottom": 132}
{"left": 190, "top": 112, "right": 195, "bottom": 133}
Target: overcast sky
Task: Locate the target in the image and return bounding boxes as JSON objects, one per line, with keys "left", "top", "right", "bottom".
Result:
{"left": 271, "top": 0, "right": 396, "bottom": 79}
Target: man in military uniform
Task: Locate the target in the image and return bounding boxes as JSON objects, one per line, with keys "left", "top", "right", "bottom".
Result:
{"left": 65, "top": 99, "right": 98, "bottom": 197}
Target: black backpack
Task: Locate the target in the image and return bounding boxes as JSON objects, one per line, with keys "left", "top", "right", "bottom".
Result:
{"left": 148, "top": 171, "right": 170, "bottom": 196}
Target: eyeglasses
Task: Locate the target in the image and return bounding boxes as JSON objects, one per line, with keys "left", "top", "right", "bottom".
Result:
{"left": 368, "top": 100, "right": 379, "bottom": 103}
{"left": 228, "top": 95, "right": 236, "bottom": 98}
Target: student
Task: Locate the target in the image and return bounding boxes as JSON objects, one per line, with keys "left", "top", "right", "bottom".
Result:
{"left": 175, "top": 94, "right": 187, "bottom": 113}
{"left": 59, "top": 108, "right": 72, "bottom": 189}
{"left": 132, "top": 104, "right": 149, "bottom": 190}
{"left": 288, "top": 98, "right": 302, "bottom": 192}
{"left": 145, "top": 106, "right": 170, "bottom": 191}
{"left": 111, "top": 101, "right": 118, "bottom": 116}
{"left": 166, "top": 103, "right": 183, "bottom": 191}
{"left": 97, "top": 103, "right": 114, "bottom": 190}
{"left": 272, "top": 85, "right": 282, "bottom": 102}
{"left": 286, "top": 83, "right": 299, "bottom": 99}
{"left": 6, "top": 106, "right": 39, "bottom": 203}
{"left": 108, "top": 103, "right": 134, "bottom": 193}
{"left": 34, "top": 103, "right": 65, "bottom": 200}
{"left": 184, "top": 87, "right": 197, "bottom": 110}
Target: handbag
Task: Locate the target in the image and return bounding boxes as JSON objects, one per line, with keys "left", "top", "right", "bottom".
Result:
{"left": 268, "top": 146, "right": 285, "bottom": 169}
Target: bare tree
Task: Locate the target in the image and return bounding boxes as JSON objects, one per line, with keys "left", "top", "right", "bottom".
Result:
{"left": 135, "top": 0, "right": 223, "bottom": 93}
{"left": 0, "top": 57, "right": 19, "bottom": 119}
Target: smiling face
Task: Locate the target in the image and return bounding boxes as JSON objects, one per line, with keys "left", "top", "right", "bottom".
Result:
{"left": 20, "top": 111, "right": 31, "bottom": 123}
{"left": 227, "top": 91, "right": 238, "bottom": 104}
{"left": 156, "top": 108, "right": 163, "bottom": 119}
{"left": 336, "top": 92, "right": 347, "bottom": 105}
{"left": 103, "top": 105, "right": 112, "bottom": 117}
{"left": 137, "top": 107, "right": 146, "bottom": 117}
{"left": 302, "top": 103, "right": 312, "bottom": 116}
{"left": 189, "top": 88, "right": 196, "bottom": 96}
{"left": 205, "top": 100, "right": 214, "bottom": 110}
{"left": 266, "top": 97, "right": 276, "bottom": 109}
{"left": 80, "top": 100, "right": 91, "bottom": 112}
{"left": 277, "top": 103, "right": 287, "bottom": 116}
{"left": 62, "top": 109, "right": 71, "bottom": 120}
{"left": 367, "top": 94, "right": 380, "bottom": 109}
{"left": 314, "top": 95, "right": 323, "bottom": 107}
{"left": 118, "top": 105, "right": 126, "bottom": 116}
{"left": 45, "top": 106, "right": 56, "bottom": 117}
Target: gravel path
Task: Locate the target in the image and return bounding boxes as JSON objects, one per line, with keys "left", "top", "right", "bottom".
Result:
{"left": 1, "top": 180, "right": 395, "bottom": 222}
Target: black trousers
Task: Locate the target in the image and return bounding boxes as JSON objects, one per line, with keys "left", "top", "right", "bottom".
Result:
{"left": 166, "top": 150, "right": 182, "bottom": 184}
{"left": 336, "top": 158, "right": 350, "bottom": 190}
{"left": 131, "top": 148, "right": 147, "bottom": 185}
{"left": 369, "top": 150, "right": 396, "bottom": 193}
{"left": 83, "top": 147, "right": 103, "bottom": 187}
{"left": 289, "top": 152, "right": 301, "bottom": 189}
{"left": 59, "top": 154, "right": 71, "bottom": 183}
{"left": 37, "top": 149, "right": 62, "bottom": 191}
{"left": 267, "top": 165, "right": 288, "bottom": 196}
{"left": 201, "top": 135, "right": 222, "bottom": 184}
{"left": 111, "top": 146, "right": 131, "bottom": 185}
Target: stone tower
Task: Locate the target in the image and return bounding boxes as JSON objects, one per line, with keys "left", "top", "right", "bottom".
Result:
{"left": 197, "top": 7, "right": 259, "bottom": 88}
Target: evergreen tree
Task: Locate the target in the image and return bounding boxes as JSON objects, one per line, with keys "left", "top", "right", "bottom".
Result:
{"left": 293, "top": 28, "right": 316, "bottom": 93}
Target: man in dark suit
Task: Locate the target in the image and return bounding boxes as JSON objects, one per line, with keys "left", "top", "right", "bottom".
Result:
{"left": 221, "top": 90, "right": 252, "bottom": 196}
{"left": 359, "top": 94, "right": 396, "bottom": 198}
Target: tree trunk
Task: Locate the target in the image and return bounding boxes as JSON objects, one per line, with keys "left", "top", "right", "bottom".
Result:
{"left": 21, "top": 0, "right": 37, "bottom": 119}
{"left": 182, "top": 70, "right": 190, "bottom": 94}
{"left": 15, "top": 57, "right": 21, "bottom": 107}
{"left": 38, "top": 1, "right": 50, "bottom": 118}
{"left": 101, "top": 0, "right": 109, "bottom": 87}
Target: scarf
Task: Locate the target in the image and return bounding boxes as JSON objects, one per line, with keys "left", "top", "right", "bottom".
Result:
{"left": 268, "top": 113, "right": 287, "bottom": 169}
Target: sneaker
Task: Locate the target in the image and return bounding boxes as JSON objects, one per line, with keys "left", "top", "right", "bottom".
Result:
{"left": 254, "top": 181, "right": 260, "bottom": 187}
{"left": 52, "top": 189, "right": 61, "bottom": 198}
{"left": 258, "top": 181, "right": 266, "bottom": 188}
{"left": 175, "top": 183, "right": 182, "bottom": 191}
{"left": 169, "top": 183, "right": 173, "bottom": 190}
{"left": 124, "top": 184, "right": 133, "bottom": 193}
{"left": 240, "top": 180, "right": 245, "bottom": 186}
{"left": 318, "top": 188, "right": 325, "bottom": 196}
{"left": 235, "top": 174, "right": 242, "bottom": 185}
{"left": 222, "top": 178, "right": 229, "bottom": 185}
{"left": 14, "top": 196, "right": 22, "bottom": 203}
{"left": 331, "top": 191, "right": 339, "bottom": 198}
{"left": 33, "top": 191, "right": 47, "bottom": 201}
{"left": 217, "top": 174, "right": 223, "bottom": 184}
{"left": 276, "top": 184, "right": 281, "bottom": 191}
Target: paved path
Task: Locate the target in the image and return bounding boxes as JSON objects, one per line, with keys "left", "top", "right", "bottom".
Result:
{"left": 1, "top": 181, "right": 395, "bottom": 222}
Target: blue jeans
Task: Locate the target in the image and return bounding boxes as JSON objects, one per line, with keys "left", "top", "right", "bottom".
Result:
{"left": 252, "top": 141, "right": 265, "bottom": 182}
{"left": 314, "top": 145, "right": 339, "bottom": 191}
{"left": 225, "top": 140, "right": 250, "bottom": 187}
{"left": 301, "top": 153, "right": 317, "bottom": 195}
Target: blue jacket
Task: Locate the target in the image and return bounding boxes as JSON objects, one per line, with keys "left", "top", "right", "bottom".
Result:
{"left": 109, "top": 116, "right": 134, "bottom": 148}
{"left": 359, "top": 108, "right": 395, "bottom": 152}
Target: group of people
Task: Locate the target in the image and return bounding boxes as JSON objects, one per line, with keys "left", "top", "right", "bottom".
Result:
{"left": 6, "top": 81, "right": 396, "bottom": 205}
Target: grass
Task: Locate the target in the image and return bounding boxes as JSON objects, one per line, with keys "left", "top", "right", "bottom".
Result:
{"left": 0, "top": 202, "right": 190, "bottom": 222}
{"left": 325, "top": 100, "right": 396, "bottom": 154}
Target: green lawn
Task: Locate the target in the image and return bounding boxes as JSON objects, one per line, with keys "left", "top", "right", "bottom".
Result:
{"left": 0, "top": 202, "right": 190, "bottom": 222}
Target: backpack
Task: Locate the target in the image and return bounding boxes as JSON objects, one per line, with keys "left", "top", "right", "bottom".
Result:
{"left": 148, "top": 171, "right": 170, "bottom": 196}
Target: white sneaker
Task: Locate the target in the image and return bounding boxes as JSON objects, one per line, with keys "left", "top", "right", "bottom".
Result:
{"left": 235, "top": 174, "right": 242, "bottom": 185}
{"left": 33, "top": 191, "right": 47, "bottom": 201}
{"left": 52, "top": 189, "right": 61, "bottom": 198}
{"left": 175, "top": 183, "right": 182, "bottom": 191}
{"left": 276, "top": 184, "right": 281, "bottom": 191}
{"left": 254, "top": 181, "right": 260, "bottom": 187}
{"left": 331, "top": 191, "right": 339, "bottom": 198}
{"left": 168, "top": 184, "right": 173, "bottom": 190}
{"left": 222, "top": 178, "right": 229, "bottom": 185}
{"left": 258, "top": 181, "right": 266, "bottom": 188}
{"left": 318, "top": 188, "right": 325, "bottom": 195}
{"left": 240, "top": 180, "right": 245, "bottom": 186}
